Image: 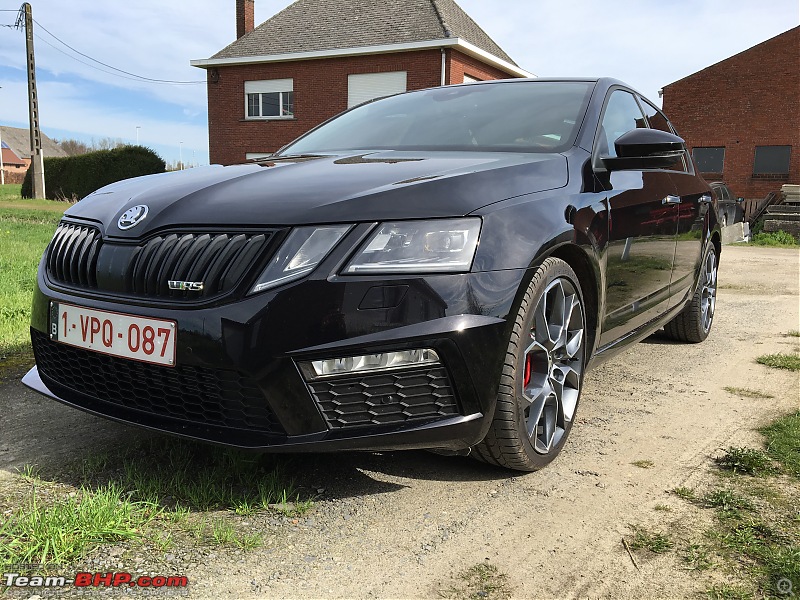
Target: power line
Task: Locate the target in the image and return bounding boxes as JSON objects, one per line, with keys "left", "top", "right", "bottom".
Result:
{"left": 1, "top": 9, "right": 205, "bottom": 85}
{"left": 3, "top": 6, "right": 205, "bottom": 85}
{"left": 32, "top": 18, "right": 205, "bottom": 85}
{"left": 34, "top": 32, "right": 178, "bottom": 84}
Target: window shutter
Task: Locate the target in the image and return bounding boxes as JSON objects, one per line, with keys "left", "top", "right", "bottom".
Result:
{"left": 347, "top": 72, "right": 407, "bottom": 108}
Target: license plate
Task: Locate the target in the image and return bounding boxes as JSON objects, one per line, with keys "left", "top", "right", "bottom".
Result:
{"left": 50, "top": 302, "right": 177, "bottom": 367}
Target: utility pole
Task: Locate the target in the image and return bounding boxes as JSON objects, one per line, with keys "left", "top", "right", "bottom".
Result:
{"left": 19, "top": 3, "right": 45, "bottom": 198}
{"left": 0, "top": 87, "right": 5, "bottom": 185}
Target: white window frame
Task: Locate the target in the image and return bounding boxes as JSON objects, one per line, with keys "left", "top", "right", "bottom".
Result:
{"left": 245, "top": 79, "right": 294, "bottom": 120}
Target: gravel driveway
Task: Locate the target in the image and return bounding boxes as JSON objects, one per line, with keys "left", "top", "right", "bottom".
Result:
{"left": 1, "top": 245, "right": 798, "bottom": 599}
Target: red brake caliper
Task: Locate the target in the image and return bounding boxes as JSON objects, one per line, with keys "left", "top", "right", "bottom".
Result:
{"left": 523, "top": 354, "right": 531, "bottom": 388}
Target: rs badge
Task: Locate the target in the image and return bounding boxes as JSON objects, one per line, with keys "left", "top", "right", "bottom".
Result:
{"left": 168, "top": 281, "right": 204, "bottom": 291}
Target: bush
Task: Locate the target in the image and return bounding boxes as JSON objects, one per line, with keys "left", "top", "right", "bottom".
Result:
{"left": 751, "top": 231, "right": 799, "bottom": 247}
{"left": 21, "top": 145, "right": 165, "bottom": 200}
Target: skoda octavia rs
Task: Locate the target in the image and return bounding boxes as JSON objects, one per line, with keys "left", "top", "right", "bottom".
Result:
{"left": 24, "top": 78, "right": 719, "bottom": 471}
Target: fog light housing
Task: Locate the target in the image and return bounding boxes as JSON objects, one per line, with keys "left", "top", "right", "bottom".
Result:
{"left": 299, "top": 348, "right": 440, "bottom": 380}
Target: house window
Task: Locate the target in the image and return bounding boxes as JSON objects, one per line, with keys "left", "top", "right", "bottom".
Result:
{"left": 693, "top": 147, "right": 725, "bottom": 173}
{"left": 753, "top": 145, "right": 791, "bottom": 175}
{"left": 463, "top": 75, "right": 480, "bottom": 83}
{"left": 347, "top": 72, "right": 407, "bottom": 108}
{"left": 244, "top": 79, "right": 294, "bottom": 119}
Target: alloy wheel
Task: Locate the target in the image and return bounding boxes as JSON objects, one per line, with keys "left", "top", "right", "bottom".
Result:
{"left": 701, "top": 251, "right": 717, "bottom": 333}
{"left": 521, "top": 277, "right": 585, "bottom": 455}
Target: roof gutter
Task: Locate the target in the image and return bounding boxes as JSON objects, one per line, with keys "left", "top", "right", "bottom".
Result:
{"left": 190, "top": 38, "right": 534, "bottom": 79}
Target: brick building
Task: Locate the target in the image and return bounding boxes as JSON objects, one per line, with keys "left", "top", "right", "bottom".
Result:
{"left": 191, "top": 0, "right": 530, "bottom": 165}
{"left": 0, "top": 125, "right": 66, "bottom": 184}
{"left": 661, "top": 26, "right": 799, "bottom": 200}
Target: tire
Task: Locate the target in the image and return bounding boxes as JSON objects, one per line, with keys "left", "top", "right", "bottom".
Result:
{"left": 663, "top": 244, "right": 718, "bottom": 343}
{"left": 473, "top": 258, "right": 587, "bottom": 471}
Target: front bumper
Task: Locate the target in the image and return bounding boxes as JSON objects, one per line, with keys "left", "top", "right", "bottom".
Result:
{"left": 25, "top": 266, "right": 523, "bottom": 452}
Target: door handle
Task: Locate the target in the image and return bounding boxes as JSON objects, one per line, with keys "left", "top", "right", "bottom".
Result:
{"left": 662, "top": 195, "right": 682, "bottom": 205}
{"left": 698, "top": 194, "right": 712, "bottom": 204}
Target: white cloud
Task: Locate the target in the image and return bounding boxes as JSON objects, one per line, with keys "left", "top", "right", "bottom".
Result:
{"left": 0, "top": 0, "right": 796, "bottom": 164}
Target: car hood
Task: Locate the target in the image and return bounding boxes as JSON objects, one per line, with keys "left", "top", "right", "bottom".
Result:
{"left": 65, "top": 150, "right": 568, "bottom": 236}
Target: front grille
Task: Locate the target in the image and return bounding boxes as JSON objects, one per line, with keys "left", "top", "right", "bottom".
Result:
{"left": 48, "top": 222, "right": 102, "bottom": 289}
{"left": 46, "top": 221, "right": 273, "bottom": 301}
{"left": 32, "top": 330, "right": 284, "bottom": 434}
{"left": 308, "top": 367, "right": 460, "bottom": 429}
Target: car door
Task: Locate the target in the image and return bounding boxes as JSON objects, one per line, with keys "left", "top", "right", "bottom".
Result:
{"left": 596, "top": 89, "right": 679, "bottom": 347}
{"left": 639, "top": 101, "right": 709, "bottom": 310}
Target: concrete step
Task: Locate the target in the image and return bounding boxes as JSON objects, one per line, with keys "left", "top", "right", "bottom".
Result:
{"left": 767, "top": 205, "right": 800, "bottom": 213}
{"left": 763, "top": 220, "right": 800, "bottom": 236}
{"left": 764, "top": 212, "right": 800, "bottom": 221}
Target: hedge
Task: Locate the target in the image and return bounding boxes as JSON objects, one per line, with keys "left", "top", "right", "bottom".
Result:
{"left": 22, "top": 145, "right": 165, "bottom": 200}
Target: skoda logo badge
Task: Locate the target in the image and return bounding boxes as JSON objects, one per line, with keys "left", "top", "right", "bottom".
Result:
{"left": 118, "top": 205, "right": 149, "bottom": 230}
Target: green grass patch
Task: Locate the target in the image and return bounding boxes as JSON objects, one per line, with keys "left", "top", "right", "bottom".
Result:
{"left": 665, "top": 412, "right": 800, "bottom": 598}
{"left": 703, "top": 489, "right": 754, "bottom": 513}
{"left": 440, "top": 562, "right": 512, "bottom": 600}
{"left": 761, "top": 411, "right": 800, "bottom": 478}
{"left": 787, "top": 330, "right": 800, "bottom": 338}
{"left": 748, "top": 231, "right": 799, "bottom": 248}
{"left": 0, "top": 183, "right": 70, "bottom": 212}
{"left": 722, "top": 386, "right": 774, "bottom": 399}
{"left": 77, "top": 438, "right": 312, "bottom": 516}
{"left": 673, "top": 486, "right": 697, "bottom": 500}
{"left": 631, "top": 459, "right": 655, "bottom": 469}
{"left": 715, "top": 447, "right": 775, "bottom": 477}
{"left": 757, "top": 353, "right": 800, "bottom": 371}
{"left": 627, "top": 524, "right": 674, "bottom": 553}
{"left": 0, "top": 481, "right": 158, "bottom": 565}
{"left": 0, "top": 202, "right": 63, "bottom": 360}
{"left": 705, "top": 583, "right": 752, "bottom": 600}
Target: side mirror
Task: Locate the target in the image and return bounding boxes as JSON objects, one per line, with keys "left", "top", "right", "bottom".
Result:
{"left": 600, "top": 129, "right": 685, "bottom": 171}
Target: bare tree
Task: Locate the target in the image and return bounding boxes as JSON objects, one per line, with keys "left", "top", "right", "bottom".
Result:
{"left": 56, "top": 139, "right": 91, "bottom": 156}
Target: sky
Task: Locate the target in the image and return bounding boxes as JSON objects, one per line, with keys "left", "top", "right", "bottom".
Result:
{"left": 0, "top": 1, "right": 797, "bottom": 166}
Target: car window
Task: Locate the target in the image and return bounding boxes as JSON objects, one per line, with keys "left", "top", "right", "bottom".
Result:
{"left": 282, "top": 81, "right": 594, "bottom": 154}
{"left": 640, "top": 98, "right": 688, "bottom": 172}
{"left": 597, "top": 90, "right": 647, "bottom": 158}
{"left": 720, "top": 186, "right": 731, "bottom": 201}
{"left": 640, "top": 100, "right": 672, "bottom": 133}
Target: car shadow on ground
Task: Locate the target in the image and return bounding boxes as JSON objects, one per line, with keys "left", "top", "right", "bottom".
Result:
{"left": 2, "top": 379, "right": 512, "bottom": 514}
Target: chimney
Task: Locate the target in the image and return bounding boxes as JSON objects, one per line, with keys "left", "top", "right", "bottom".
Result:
{"left": 236, "top": 0, "right": 255, "bottom": 39}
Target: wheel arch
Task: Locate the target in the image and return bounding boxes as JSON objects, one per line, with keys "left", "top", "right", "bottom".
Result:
{"left": 539, "top": 242, "right": 601, "bottom": 361}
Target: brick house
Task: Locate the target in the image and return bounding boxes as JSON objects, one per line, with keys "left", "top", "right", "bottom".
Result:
{"left": 0, "top": 125, "right": 66, "bottom": 184}
{"left": 661, "top": 26, "right": 799, "bottom": 200}
{"left": 191, "top": 0, "right": 530, "bottom": 165}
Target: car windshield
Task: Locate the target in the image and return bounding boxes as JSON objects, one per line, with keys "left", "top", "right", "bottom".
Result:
{"left": 279, "top": 81, "right": 595, "bottom": 155}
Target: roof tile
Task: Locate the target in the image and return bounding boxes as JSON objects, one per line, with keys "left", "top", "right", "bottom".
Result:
{"left": 211, "top": 0, "right": 516, "bottom": 65}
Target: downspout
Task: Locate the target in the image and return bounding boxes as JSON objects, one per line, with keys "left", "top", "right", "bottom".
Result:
{"left": 440, "top": 48, "right": 446, "bottom": 86}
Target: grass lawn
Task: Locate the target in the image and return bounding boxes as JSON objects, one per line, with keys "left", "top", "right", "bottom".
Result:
{"left": 0, "top": 184, "right": 65, "bottom": 361}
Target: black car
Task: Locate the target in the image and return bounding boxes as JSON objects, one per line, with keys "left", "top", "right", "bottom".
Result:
{"left": 23, "top": 78, "right": 720, "bottom": 472}
{"left": 709, "top": 182, "right": 744, "bottom": 227}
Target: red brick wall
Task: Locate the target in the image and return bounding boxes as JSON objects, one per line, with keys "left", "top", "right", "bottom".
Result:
{"left": 446, "top": 50, "right": 515, "bottom": 84}
{"left": 207, "top": 51, "right": 445, "bottom": 164}
{"left": 662, "top": 27, "right": 799, "bottom": 200}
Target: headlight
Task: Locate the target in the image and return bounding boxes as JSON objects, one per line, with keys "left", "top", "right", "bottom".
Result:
{"left": 343, "top": 218, "right": 481, "bottom": 274}
{"left": 250, "top": 225, "right": 351, "bottom": 293}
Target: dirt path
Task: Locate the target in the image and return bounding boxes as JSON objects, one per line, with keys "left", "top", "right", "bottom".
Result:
{"left": 1, "top": 245, "right": 798, "bottom": 599}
